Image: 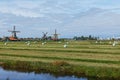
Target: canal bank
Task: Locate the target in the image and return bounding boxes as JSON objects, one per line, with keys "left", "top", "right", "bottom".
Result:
{"left": 0, "top": 60, "right": 119, "bottom": 80}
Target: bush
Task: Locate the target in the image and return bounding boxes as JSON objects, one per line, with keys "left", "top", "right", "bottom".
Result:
{"left": 52, "top": 61, "right": 69, "bottom": 66}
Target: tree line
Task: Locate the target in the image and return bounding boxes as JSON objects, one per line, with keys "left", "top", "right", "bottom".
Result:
{"left": 0, "top": 35, "right": 98, "bottom": 41}
{"left": 73, "top": 35, "right": 98, "bottom": 40}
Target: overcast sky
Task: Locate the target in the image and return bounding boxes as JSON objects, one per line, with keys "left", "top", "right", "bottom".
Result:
{"left": 0, "top": 0, "right": 120, "bottom": 38}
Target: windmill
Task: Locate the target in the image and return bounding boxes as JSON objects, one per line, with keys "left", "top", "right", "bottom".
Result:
{"left": 42, "top": 32, "right": 48, "bottom": 40}
{"left": 8, "top": 26, "right": 20, "bottom": 41}
{"left": 52, "top": 29, "right": 60, "bottom": 41}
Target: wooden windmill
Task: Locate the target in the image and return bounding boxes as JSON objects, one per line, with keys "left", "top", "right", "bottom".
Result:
{"left": 52, "top": 29, "right": 60, "bottom": 41}
{"left": 8, "top": 26, "right": 20, "bottom": 41}
{"left": 41, "top": 32, "right": 48, "bottom": 40}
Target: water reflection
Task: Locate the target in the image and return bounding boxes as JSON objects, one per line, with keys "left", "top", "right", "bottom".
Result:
{"left": 0, "top": 67, "right": 87, "bottom": 80}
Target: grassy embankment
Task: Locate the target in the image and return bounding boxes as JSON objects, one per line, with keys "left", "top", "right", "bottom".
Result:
{"left": 0, "top": 40, "right": 120, "bottom": 79}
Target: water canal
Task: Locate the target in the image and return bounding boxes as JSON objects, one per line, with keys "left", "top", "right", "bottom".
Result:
{"left": 0, "top": 67, "right": 88, "bottom": 80}
{"left": 0, "top": 67, "right": 115, "bottom": 80}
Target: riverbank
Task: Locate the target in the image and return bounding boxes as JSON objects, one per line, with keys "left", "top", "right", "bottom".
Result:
{"left": 0, "top": 60, "right": 119, "bottom": 80}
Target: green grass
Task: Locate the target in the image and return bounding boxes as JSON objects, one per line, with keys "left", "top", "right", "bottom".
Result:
{"left": 0, "top": 53, "right": 120, "bottom": 64}
{"left": 0, "top": 40, "right": 120, "bottom": 79}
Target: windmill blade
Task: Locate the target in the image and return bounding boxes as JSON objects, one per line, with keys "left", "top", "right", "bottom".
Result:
{"left": 13, "top": 26, "right": 16, "bottom": 31}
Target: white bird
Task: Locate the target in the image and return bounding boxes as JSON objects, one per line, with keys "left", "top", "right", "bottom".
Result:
{"left": 4, "top": 42, "right": 7, "bottom": 45}
{"left": 27, "top": 42, "right": 31, "bottom": 46}
{"left": 66, "top": 42, "right": 69, "bottom": 44}
{"left": 112, "top": 43, "right": 116, "bottom": 47}
{"left": 42, "top": 43, "right": 45, "bottom": 45}
{"left": 64, "top": 44, "right": 67, "bottom": 48}
{"left": 95, "top": 41, "right": 98, "bottom": 43}
{"left": 58, "top": 41, "right": 61, "bottom": 43}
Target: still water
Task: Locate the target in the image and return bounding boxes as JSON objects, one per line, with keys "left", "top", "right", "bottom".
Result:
{"left": 0, "top": 67, "right": 87, "bottom": 80}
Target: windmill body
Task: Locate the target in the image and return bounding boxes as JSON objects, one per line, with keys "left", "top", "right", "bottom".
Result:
{"left": 41, "top": 32, "right": 48, "bottom": 40}
{"left": 8, "top": 26, "right": 20, "bottom": 41}
{"left": 52, "top": 29, "right": 60, "bottom": 41}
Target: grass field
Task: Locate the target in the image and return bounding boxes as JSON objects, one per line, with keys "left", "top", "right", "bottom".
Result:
{"left": 0, "top": 40, "right": 120, "bottom": 79}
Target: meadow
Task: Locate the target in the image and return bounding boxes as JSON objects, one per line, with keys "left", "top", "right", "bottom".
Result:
{"left": 0, "top": 40, "right": 120, "bottom": 79}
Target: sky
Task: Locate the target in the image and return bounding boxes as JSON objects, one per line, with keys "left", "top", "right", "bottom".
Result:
{"left": 0, "top": 0, "right": 120, "bottom": 38}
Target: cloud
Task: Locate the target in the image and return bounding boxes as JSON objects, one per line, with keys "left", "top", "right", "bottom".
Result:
{"left": 0, "top": 0, "right": 46, "bottom": 18}
{"left": 63, "top": 7, "right": 120, "bottom": 37}
{"left": 0, "top": 0, "right": 120, "bottom": 38}
{"left": 0, "top": 0, "right": 100, "bottom": 17}
{"left": 0, "top": 6, "right": 45, "bottom": 18}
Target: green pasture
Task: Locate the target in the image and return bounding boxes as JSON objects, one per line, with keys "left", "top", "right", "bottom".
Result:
{"left": 0, "top": 40, "right": 120, "bottom": 78}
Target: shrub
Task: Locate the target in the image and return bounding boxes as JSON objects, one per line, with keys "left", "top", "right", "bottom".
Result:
{"left": 52, "top": 61, "right": 69, "bottom": 66}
